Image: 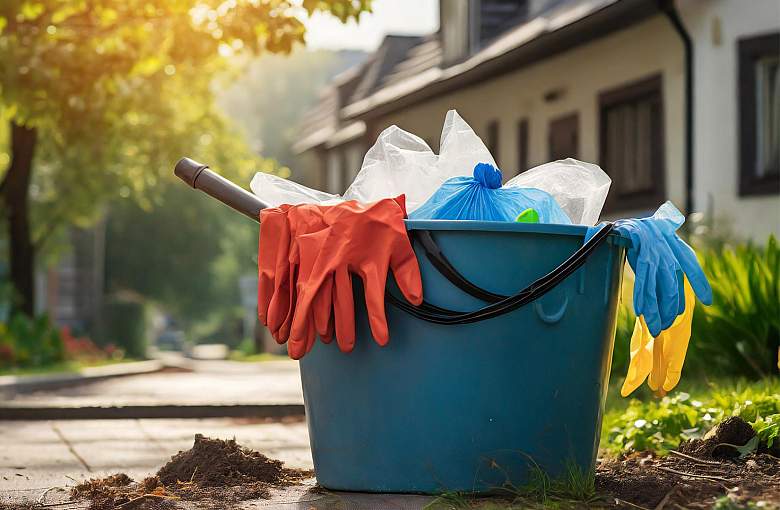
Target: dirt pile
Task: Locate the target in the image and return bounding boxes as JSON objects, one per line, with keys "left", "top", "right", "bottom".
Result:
{"left": 69, "top": 435, "right": 313, "bottom": 510}
{"left": 597, "top": 417, "right": 780, "bottom": 509}
{"left": 678, "top": 416, "right": 758, "bottom": 458}
{"left": 157, "top": 434, "right": 306, "bottom": 487}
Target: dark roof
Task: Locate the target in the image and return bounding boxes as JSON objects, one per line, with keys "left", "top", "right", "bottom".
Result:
{"left": 297, "top": 0, "right": 662, "bottom": 152}
{"left": 294, "top": 35, "right": 425, "bottom": 153}
{"left": 381, "top": 34, "right": 442, "bottom": 90}
{"left": 343, "top": 0, "right": 660, "bottom": 120}
{"left": 349, "top": 35, "right": 425, "bottom": 103}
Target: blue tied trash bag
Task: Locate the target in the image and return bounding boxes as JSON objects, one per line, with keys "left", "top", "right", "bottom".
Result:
{"left": 409, "top": 162, "right": 572, "bottom": 223}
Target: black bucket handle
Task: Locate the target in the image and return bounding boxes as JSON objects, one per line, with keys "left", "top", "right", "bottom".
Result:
{"left": 174, "top": 158, "right": 614, "bottom": 324}
{"left": 386, "top": 222, "right": 614, "bottom": 324}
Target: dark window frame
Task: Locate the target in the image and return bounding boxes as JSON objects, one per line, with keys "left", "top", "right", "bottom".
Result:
{"left": 738, "top": 32, "right": 780, "bottom": 196}
{"left": 486, "top": 119, "right": 500, "bottom": 166}
{"left": 599, "top": 74, "right": 665, "bottom": 212}
{"left": 548, "top": 112, "right": 579, "bottom": 161}
{"left": 516, "top": 118, "right": 529, "bottom": 177}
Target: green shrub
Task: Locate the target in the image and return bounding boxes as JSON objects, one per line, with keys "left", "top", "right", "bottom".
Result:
{"left": 99, "top": 298, "right": 148, "bottom": 359}
{"left": 688, "top": 236, "right": 779, "bottom": 378}
{"left": 611, "top": 236, "right": 780, "bottom": 383}
{"left": 752, "top": 414, "right": 779, "bottom": 448}
{"left": 0, "top": 313, "right": 64, "bottom": 368}
{"left": 603, "top": 379, "right": 780, "bottom": 454}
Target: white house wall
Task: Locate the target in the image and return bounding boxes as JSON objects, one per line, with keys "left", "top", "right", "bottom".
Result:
{"left": 681, "top": 0, "right": 780, "bottom": 241}
{"left": 372, "top": 15, "right": 686, "bottom": 221}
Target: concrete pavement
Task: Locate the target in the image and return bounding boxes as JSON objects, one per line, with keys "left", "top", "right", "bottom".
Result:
{"left": 2, "top": 360, "right": 303, "bottom": 408}
{"left": 1, "top": 359, "right": 305, "bottom": 419}
{"left": 0, "top": 418, "right": 434, "bottom": 509}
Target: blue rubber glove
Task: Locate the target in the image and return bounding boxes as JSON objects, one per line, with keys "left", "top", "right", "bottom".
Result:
{"left": 585, "top": 202, "right": 712, "bottom": 337}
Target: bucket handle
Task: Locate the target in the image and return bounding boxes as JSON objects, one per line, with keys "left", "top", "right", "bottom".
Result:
{"left": 385, "top": 222, "right": 614, "bottom": 324}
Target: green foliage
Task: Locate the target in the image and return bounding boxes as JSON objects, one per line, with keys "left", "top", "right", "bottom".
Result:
{"left": 0, "top": 0, "right": 372, "bottom": 314}
{"left": 0, "top": 313, "right": 63, "bottom": 368}
{"left": 688, "top": 236, "right": 780, "bottom": 378}
{"left": 752, "top": 413, "right": 779, "bottom": 448}
{"left": 602, "top": 379, "right": 780, "bottom": 454}
{"left": 611, "top": 237, "right": 780, "bottom": 387}
{"left": 105, "top": 181, "right": 256, "bottom": 323}
{"left": 218, "top": 48, "right": 366, "bottom": 171}
{"left": 712, "top": 496, "right": 764, "bottom": 510}
{"left": 98, "top": 297, "right": 147, "bottom": 358}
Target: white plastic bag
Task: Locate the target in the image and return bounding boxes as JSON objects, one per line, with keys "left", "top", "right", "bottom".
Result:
{"left": 344, "top": 110, "right": 496, "bottom": 211}
{"left": 250, "top": 172, "right": 340, "bottom": 207}
{"left": 250, "top": 110, "right": 495, "bottom": 212}
{"left": 504, "top": 158, "right": 611, "bottom": 226}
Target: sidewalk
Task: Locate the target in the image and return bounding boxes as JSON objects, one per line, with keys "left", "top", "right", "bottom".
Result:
{"left": 0, "top": 418, "right": 434, "bottom": 509}
{"left": 0, "top": 359, "right": 305, "bottom": 420}
{"left": 0, "top": 360, "right": 165, "bottom": 396}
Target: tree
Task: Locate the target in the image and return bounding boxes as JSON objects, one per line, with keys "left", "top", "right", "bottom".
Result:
{"left": 218, "top": 48, "right": 366, "bottom": 170}
{"left": 0, "top": 0, "right": 371, "bottom": 315}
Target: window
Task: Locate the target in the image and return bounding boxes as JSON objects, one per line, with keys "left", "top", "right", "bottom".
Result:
{"left": 486, "top": 120, "right": 500, "bottom": 166}
{"left": 516, "top": 118, "right": 529, "bottom": 176}
{"left": 739, "top": 32, "right": 780, "bottom": 196}
{"left": 549, "top": 113, "right": 578, "bottom": 161}
{"left": 599, "top": 75, "right": 664, "bottom": 211}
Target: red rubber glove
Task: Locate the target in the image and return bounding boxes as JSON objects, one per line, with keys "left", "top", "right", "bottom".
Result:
{"left": 257, "top": 205, "right": 292, "bottom": 330}
{"left": 288, "top": 196, "right": 423, "bottom": 358}
{"left": 265, "top": 204, "right": 330, "bottom": 344}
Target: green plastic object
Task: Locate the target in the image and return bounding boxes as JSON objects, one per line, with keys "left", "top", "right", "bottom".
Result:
{"left": 515, "top": 208, "right": 540, "bottom": 223}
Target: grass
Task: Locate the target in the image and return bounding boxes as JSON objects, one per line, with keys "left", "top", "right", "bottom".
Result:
{"left": 0, "top": 358, "right": 138, "bottom": 376}
{"left": 423, "top": 458, "right": 598, "bottom": 510}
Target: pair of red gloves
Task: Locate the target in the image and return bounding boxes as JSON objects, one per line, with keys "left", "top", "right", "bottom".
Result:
{"left": 257, "top": 196, "right": 424, "bottom": 359}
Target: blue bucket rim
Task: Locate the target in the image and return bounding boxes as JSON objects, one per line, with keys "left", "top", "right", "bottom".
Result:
{"left": 404, "top": 219, "right": 630, "bottom": 247}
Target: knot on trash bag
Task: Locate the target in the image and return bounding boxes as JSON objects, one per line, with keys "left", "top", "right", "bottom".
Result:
{"left": 473, "top": 162, "right": 502, "bottom": 189}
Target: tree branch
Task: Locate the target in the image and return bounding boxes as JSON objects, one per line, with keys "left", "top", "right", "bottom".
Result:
{"left": 33, "top": 213, "right": 67, "bottom": 251}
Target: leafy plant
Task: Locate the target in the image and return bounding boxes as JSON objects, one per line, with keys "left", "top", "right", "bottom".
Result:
{"left": 688, "top": 236, "right": 780, "bottom": 378}
{"left": 602, "top": 381, "right": 780, "bottom": 453}
{"left": 752, "top": 414, "right": 779, "bottom": 448}
{"left": 0, "top": 313, "right": 64, "bottom": 368}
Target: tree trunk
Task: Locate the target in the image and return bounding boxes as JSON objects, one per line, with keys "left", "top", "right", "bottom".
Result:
{"left": 2, "top": 121, "right": 37, "bottom": 316}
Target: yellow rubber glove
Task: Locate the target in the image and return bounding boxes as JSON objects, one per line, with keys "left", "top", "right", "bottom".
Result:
{"left": 621, "top": 277, "right": 695, "bottom": 397}
{"left": 655, "top": 278, "right": 695, "bottom": 393}
{"left": 620, "top": 315, "right": 654, "bottom": 397}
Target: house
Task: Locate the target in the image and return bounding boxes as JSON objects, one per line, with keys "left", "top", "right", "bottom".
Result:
{"left": 36, "top": 223, "right": 106, "bottom": 335}
{"left": 294, "top": 0, "right": 779, "bottom": 240}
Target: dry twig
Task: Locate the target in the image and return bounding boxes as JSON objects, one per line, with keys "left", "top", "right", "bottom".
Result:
{"left": 654, "top": 486, "right": 678, "bottom": 510}
{"left": 667, "top": 450, "right": 722, "bottom": 466}
{"left": 654, "top": 466, "right": 735, "bottom": 483}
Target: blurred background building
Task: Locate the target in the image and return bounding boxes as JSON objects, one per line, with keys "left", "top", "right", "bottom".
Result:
{"left": 295, "top": 0, "right": 780, "bottom": 240}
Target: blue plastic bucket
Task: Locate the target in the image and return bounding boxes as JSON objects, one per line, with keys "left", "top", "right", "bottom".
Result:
{"left": 299, "top": 220, "right": 628, "bottom": 493}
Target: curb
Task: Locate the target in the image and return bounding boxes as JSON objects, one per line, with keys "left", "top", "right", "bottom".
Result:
{"left": 0, "top": 403, "right": 305, "bottom": 420}
{"left": 0, "top": 360, "right": 166, "bottom": 396}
